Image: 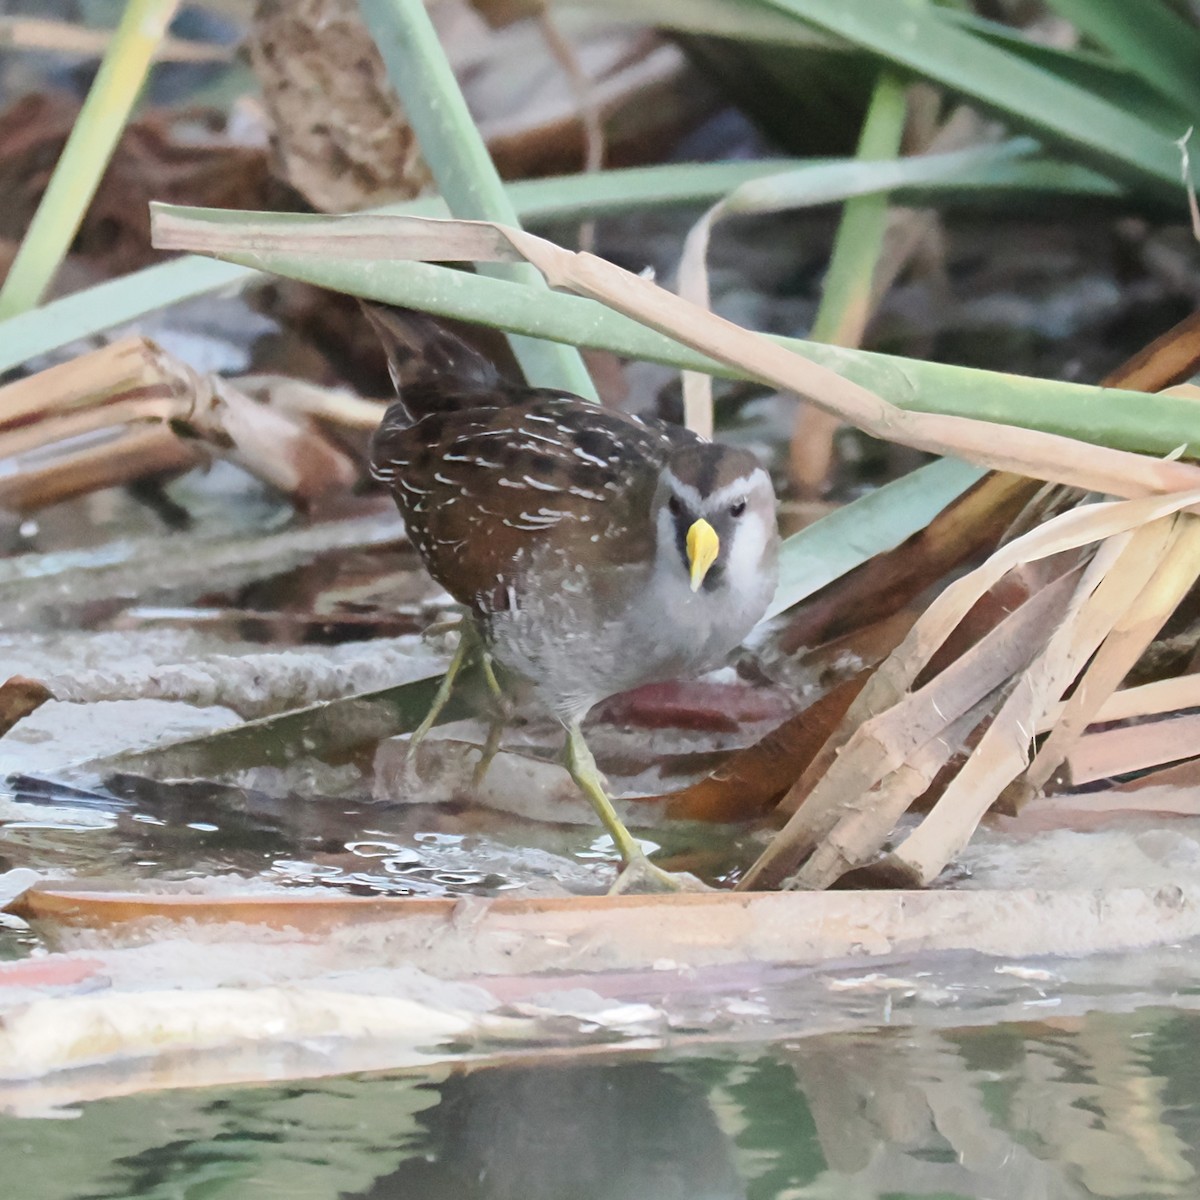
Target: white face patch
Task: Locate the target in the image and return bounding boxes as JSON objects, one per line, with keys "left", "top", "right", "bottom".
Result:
{"left": 726, "top": 510, "right": 770, "bottom": 587}
{"left": 654, "top": 465, "right": 774, "bottom": 591}
{"left": 654, "top": 499, "right": 684, "bottom": 585}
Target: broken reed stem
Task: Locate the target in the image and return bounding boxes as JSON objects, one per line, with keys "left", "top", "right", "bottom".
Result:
{"left": 0, "top": 337, "right": 358, "bottom": 510}
{"left": 740, "top": 563, "right": 1084, "bottom": 890}
{"left": 674, "top": 60, "right": 910, "bottom": 436}
{"left": 233, "top": 375, "right": 388, "bottom": 430}
{"left": 1014, "top": 513, "right": 1200, "bottom": 802}
{"left": 0, "top": 338, "right": 184, "bottom": 431}
{"left": 502, "top": 227, "right": 1200, "bottom": 499}
{"left": 881, "top": 519, "right": 1185, "bottom": 886}
{"left": 790, "top": 71, "right": 907, "bottom": 493}
{"left": 0, "top": 398, "right": 182, "bottom": 458}
{"left": 742, "top": 486, "right": 1200, "bottom": 890}
{"left": 0, "top": 426, "right": 199, "bottom": 513}
{"left": 792, "top": 698, "right": 991, "bottom": 891}
{"left": 1043, "top": 673, "right": 1200, "bottom": 729}
{"left": 1067, "top": 713, "right": 1200, "bottom": 785}
{"left": 0, "top": 15, "right": 230, "bottom": 61}
{"left": 150, "top": 209, "right": 1200, "bottom": 498}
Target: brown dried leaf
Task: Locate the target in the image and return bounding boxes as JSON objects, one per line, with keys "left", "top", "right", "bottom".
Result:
{"left": 233, "top": 374, "right": 388, "bottom": 431}
{"left": 793, "top": 696, "right": 993, "bottom": 890}
{"left": 595, "top": 680, "right": 793, "bottom": 733}
{"left": 1039, "top": 674, "right": 1200, "bottom": 730}
{"left": 1110, "top": 755, "right": 1200, "bottom": 793}
{"left": 661, "top": 674, "right": 869, "bottom": 824}
{"left": 249, "top": 0, "right": 430, "bottom": 212}
{"left": 996, "top": 775, "right": 1200, "bottom": 831}
{"left": 883, "top": 517, "right": 1190, "bottom": 884}
{"left": 0, "top": 427, "right": 199, "bottom": 515}
{"left": 779, "top": 472, "right": 1036, "bottom": 654}
{"left": 1104, "top": 309, "right": 1200, "bottom": 393}
{"left": 1012, "top": 515, "right": 1200, "bottom": 803}
{"left": 0, "top": 676, "right": 54, "bottom": 738}
{"left": 12, "top": 884, "right": 1200, "bottom": 977}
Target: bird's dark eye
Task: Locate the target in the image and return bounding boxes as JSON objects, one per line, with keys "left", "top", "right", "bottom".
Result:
{"left": 730, "top": 498, "right": 747, "bottom": 518}
{"left": 668, "top": 495, "right": 683, "bottom": 517}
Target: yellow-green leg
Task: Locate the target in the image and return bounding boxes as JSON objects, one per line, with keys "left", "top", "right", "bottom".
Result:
{"left": 409, "top": 618, "right": 511, "bottom": 783}
{"left": 563, "top": 722, "right": 701, "bottom": 894}
{"left": 471, "top": 715, "right": 505, "bottom": 788}
{"left": 478, "top": 646, "right": 505, "bottom": 706}
{"left": 406, "top": 627, "right": 472, "bottom": 760}
{"left": 467, "top": 626, "right": 510, "bottom": 785}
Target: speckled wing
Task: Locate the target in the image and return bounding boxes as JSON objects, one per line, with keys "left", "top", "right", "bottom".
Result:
{"left": 361, "top": 302, "right": 504, "bottom": 420}
{"left": 370, "top": 393, "right": 699, "bottom": 613}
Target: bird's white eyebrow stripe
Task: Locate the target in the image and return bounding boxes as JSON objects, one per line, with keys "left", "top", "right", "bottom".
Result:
{"left": 705, "top": 471, "right": 769, "bottom": 509}
{"left": 662, "top": 474, "right": 703, "bottom": 512}
{"left": 662, "top": 467, "right": 768, "bottom": 511}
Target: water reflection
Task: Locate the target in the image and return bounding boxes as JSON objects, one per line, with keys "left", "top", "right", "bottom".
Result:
{"left": 4, "top": 1008, "right": 1200, "bottom": 1199}
{"left": 353, "top": 1063, "right": 744, "bottom": 1200}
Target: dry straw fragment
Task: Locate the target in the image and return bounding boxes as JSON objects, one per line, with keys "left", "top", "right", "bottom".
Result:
{"left": 1011, "top": 514, "right": 1200, "bottom": 805}
{"left": 883, "top": 520, "right": 1183, "bottom": 886}
{"left": 0, "top": 337, "right": 358, "bottom": 510}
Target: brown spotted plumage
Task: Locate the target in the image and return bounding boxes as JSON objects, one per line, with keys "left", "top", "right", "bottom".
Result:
{"left": 367, "top": 304, "right": 779, "bottom": 720}
{"left": 372, "top": 389, "right": 692, "bottom": 610}
{"left": 367, "top": 305, "right": 779, "bottom": 889}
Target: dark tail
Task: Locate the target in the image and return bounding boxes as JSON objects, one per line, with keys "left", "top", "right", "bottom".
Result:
{"left": 361, "top": 302, "right": 502, "bottom": 420}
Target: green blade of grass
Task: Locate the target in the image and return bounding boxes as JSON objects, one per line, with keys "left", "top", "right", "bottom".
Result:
{"left": 357, "top": 0, "right": 595, "bottom": 398}
{"left": 944, "top": 10, "right": 1195, "bottom": 132}
{"left": 720, "top": 137, "right": 1033, "bottom": 215}
{"left": 564, "top": 0, "right": 1193, "bottom": 176}
{"left": 680, "top": 71, "right": 909, "bottom": 439}
{"left": 780, "top": 68, "right": 906, "bottom": 485}
{"left": 147, "top": 203, "right": 1200, "bottom": 460}
{"left": 0, "top": 161, "right": 804, "bottom": 374}
{"left": 680, "top": 70, "right": 908, "bottom": 434}
{"left": 557, "top": 0, "right": 845, "bottom": 46}
{"left": 1043, "top": 0, "right": 1200, "bottom": 117}
{"left": 588, "top": 0, "right": 1197, "bottom": 145}
{"left": 0, "top": 0, "right": 180, "bottom": 319}
{"left": 758, "top": 0, "right": 1184, "bottom": 199}
{"left": 808, "top": 70, "right": 906, "bottom": 346}
{"left": 0, "top": 154, "right": 1118, "bottom": 377}
{"left": 768, "top": 457, "right": 985, "bottom": 618}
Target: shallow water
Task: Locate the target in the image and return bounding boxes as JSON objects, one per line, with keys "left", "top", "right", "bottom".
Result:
{"left": 8, "top": 738, "right": 1200, "bottom": 1199}
{"left": 6, "top": 495, "right": 1200, "bottom": 1199}
{"left": 5, "top": 1004, "right": 1200, "bottom": 1200}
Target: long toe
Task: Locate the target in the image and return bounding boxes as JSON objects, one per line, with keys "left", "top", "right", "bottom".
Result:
{"left": 607, "top": 855, "right": 712, "bottom": 895}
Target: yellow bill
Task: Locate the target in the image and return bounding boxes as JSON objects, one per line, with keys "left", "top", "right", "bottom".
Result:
{"left": 686, "top": 518, "right": 720, "bottom": 592}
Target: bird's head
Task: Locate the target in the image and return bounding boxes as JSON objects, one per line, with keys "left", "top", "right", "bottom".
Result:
{"left": 653, "top": 443, "right": 778, "bottom": 595}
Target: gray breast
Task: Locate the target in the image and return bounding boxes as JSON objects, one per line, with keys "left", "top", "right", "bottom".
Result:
{"left": 482, "top": 545, "right": 774, "bottom": 724}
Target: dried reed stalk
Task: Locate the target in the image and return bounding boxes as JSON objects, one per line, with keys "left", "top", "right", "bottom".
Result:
{"left": 0, "top": 337, "right": 358, "bottom": 511}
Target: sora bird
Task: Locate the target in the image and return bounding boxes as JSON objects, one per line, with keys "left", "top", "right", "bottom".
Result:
{"left": 367, "top": 306, "right": 779, "bottom": 891}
